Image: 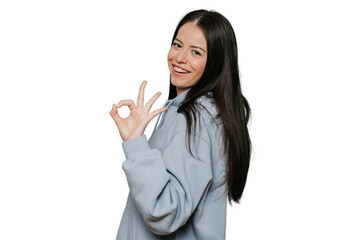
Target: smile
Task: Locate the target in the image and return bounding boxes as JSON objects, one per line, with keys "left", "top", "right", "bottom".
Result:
{"left": 173, "top": 65, "right": 190, "bottom": 74}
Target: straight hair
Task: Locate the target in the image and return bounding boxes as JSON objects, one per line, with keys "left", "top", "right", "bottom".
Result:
{"left": 168, "top": 10, "right": 252, "bottom": 203}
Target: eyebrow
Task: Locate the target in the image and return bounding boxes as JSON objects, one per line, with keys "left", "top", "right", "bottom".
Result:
{"left": 175, "top": 38, "right": 206, "bottom": 53}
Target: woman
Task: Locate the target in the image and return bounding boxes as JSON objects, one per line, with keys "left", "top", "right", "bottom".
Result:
{"left": 110, "top": 9, "right": 251, "bottom": 240}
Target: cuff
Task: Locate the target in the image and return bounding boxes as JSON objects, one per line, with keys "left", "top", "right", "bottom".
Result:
{"left": 122, "top": 135, "right": 151, "bottom": 159}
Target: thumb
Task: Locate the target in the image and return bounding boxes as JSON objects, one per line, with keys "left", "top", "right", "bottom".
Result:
{"left": 110, "top": 104, "right": 118, "bottom": 116}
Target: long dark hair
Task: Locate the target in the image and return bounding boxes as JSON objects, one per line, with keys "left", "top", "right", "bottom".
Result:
{"left": 168, "top": 10, "right": 251, "bottom": 203}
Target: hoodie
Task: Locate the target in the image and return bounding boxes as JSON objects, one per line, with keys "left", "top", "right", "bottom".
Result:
{"left": 116, "top": 89, "right": 227, "bottom": 240}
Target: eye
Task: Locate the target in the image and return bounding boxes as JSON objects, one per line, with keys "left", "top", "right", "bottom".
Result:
{"left": 172, "top": 42, "right": 181, "bottom": 48}
{"left": 192, "top": 50, "right": 201, "bottom": 56}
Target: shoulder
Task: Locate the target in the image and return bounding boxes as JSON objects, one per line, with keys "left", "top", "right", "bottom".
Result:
{"left": 189, "top": 94, "right": 223, "bottom": 147}
{"left": 195, "top": 94, "right": 221, "bottom": 127}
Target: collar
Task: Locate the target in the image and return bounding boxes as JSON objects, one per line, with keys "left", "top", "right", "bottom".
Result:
{"left": 164, "top": 88, "right": 191, "bottom": 108}
{"left": 151, "top": 89, "right": 191, "bottom": 137}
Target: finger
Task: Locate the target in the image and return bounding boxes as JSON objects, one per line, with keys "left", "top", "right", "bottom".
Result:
{"left": 110, "top": 104, "right": 125, "bottom": 131}
{"left": 116, "top": 100, "right": 136, "bottom": 110}
{"left": 110, "top": 104, "right": 123, "bottom": 122}
{"left": 109, "top": 104, "right": 118, "bottom": 117}
{"left": 148, "top": 106, "right": 168, "bottom": 121}
{"left": 137, "top": 80, "right": 147, "bottom": 107}
{"left": 144, "top": 92, "right": 161, "bottom": 112}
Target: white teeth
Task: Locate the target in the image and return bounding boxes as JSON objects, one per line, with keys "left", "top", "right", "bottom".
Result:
{"left": 174, "top": 66, "right": 189, "bottom": 73}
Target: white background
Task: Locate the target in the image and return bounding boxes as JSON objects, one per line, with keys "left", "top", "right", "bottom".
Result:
{"left": 1, "top": 0, "right": 359, "bottom": 239}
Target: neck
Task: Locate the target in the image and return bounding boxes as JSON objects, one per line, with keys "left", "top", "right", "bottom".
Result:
{"left": 176, "top": 87, "right": 190, "bottom": 96}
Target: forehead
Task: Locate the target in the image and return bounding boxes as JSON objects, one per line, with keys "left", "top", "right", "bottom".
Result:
{"left": 176, "top": 22, "right": 207, "bottom": 47}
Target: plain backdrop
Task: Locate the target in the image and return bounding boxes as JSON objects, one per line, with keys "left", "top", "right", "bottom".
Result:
{"left": 1, "top": 0, "right": 359, "bottom": 239}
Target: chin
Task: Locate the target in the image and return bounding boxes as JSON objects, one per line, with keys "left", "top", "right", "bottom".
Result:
{"left": 170, "top": 78, "right": 184, "bottom": 89}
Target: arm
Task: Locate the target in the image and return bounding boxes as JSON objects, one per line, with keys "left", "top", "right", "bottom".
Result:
{"left": 110, "top": 81, "right": 212, "bottom": 234}
{"left": 122, "top": 132, "right": 212, "bottom": 235}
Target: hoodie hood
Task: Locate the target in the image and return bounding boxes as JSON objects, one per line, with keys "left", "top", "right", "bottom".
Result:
{"left": 164, "top": 88, "right": 190, "bottom": 108}
{"left": 150, "top": 88, "right": 190, "bottom": 137}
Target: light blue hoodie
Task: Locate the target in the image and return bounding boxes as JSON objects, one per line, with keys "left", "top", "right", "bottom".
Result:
{"left": 116, "top": 89, "right": 227, "bottom": 239}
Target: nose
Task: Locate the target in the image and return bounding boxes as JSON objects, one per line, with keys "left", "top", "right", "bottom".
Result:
{"left": 175, "top": 50, "right": 187, "bottom": 63}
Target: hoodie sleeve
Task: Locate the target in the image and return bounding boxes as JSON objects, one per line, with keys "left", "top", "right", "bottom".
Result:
{"left": 121, "top": 129, "right": 213, "bottom": 235}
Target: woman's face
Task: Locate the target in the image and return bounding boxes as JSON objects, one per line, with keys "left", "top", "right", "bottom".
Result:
{"left": 168, "top": 22, "right": 207, "bottom": 96}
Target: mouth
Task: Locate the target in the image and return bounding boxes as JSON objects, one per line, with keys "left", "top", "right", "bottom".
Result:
{"left": 173, "top": 65, "right": 190, "bottom": 75}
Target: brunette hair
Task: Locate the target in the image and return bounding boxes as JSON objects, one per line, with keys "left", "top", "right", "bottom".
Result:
{"left": 168, "top": 9, "right": 251, "bottom": 203}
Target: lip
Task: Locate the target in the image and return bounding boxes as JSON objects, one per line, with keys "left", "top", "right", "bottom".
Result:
{"left": 172, "top": 64, "right": 190, "bottom": 76}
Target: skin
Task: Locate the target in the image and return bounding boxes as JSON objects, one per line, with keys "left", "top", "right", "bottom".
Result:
{"left": 110, "top": 81, "right": 168, "bottom": 141}
{"left": 110, "top": 22, "right": 207, "bottom": 141}
{"left": 168, "top": 22, "right": 207, "bottom": 96}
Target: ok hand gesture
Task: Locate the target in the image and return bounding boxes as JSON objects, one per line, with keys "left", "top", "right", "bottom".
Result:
{"left": 110, "top": 81, "right": 168, "bottom": 141}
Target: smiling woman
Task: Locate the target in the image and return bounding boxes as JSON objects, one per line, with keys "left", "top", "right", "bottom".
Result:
{"left": 110, "top": 9, "right": 251, "bottom": 240}
{"left": 168, "top": 22, "right": 208, "bottom": 95}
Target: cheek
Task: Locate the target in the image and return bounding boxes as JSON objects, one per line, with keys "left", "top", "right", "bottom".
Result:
{"left": 194, "top": 59, "right": 207, "bottom": 74}
{"left": 167, "top": 49, "right": 175, "bottom": 61}
{"left": 167, "top": 51, "right": 173, "bottom": 70}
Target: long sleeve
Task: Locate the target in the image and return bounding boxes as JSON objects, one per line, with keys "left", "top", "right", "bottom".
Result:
{"left": 121, "top": 130, "right": 213, "bottom": 235}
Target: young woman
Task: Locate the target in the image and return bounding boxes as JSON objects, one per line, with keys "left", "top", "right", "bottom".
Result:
{"left": 110, "top": 9, "right": 251, "bottom": 240}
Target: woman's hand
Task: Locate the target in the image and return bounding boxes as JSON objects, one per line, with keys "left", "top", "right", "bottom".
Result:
{"left": 110, "top": 81, "right": 168, "bottom": 141}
